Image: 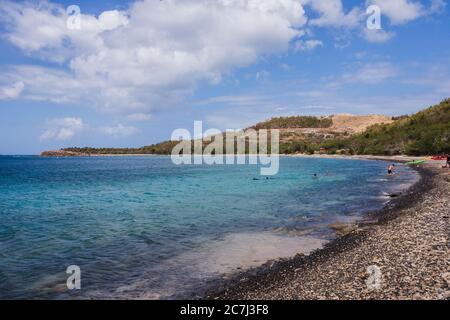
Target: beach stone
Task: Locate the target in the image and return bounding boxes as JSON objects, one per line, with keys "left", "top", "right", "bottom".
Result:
{"left": 442, "top": 273, "right": 450, "bottom": 288}
{"left": 443, "top": 291, "right": 450, "bottom": 299}
{"left": 412, "top": 293, "right": 423, "bottom": 300}
{"left": 328, "top": 223, "right": 357, "bottom": 236}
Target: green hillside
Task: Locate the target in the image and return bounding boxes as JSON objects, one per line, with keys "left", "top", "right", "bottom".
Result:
{"left": 321, "top": 99, "right": 450, "bottom": 156}
{"left": 253, "top": 116, "right": 332, "bottom": 129}
{"left": 56, "top": 99, "right": 450, "bottom": 157}
{"left": 64, "top": 141, "right": 179, "bottom": 155}
{"left": 62, "top": 115, "right": 333, "bottom": 155}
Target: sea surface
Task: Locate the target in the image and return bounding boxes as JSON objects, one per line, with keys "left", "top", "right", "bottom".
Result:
{"left": 0, "top": 156, "right": 419, "bottom": 299}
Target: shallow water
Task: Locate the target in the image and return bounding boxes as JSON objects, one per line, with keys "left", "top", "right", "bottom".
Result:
{"left": 0, "top": 156, "right": 419, "bottom": 299}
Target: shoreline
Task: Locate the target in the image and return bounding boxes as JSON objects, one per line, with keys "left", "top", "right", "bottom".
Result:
{"left": 37, "top": 153, "right": 431, "bottom": 160}
{"left": 7, "top": 154, "right": 448, "bottom": 299}
{"left": 205, "top": 158, "right": 450, "bottom": 300}
{"left": 35, "top": 153, "right": 427, "bottom": 166}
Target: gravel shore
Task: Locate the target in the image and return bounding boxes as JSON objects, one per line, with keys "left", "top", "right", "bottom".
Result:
{"left": 208, "top": 160, "right": 450, "bottom": 300}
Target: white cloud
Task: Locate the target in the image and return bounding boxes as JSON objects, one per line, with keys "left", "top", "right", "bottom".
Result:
{"left": 363, "top": 29, "right": 395, "bottom": 43}
{"left": 0, "top": 0, "right": 307, "bottom": 113}
{"left": 1, "top": 1, "right": 67, "bottom": 55}
{"left": 429, "top": 0, "right": 447, "bottom": 14}
{"left": 39, "top": 117, "right": 139, "bottom": 141}
{"left": 98, "top": 10, "right": 129, "bottom": 31}
{"left": 0, "top": 81, "right": 24, "bottom": 99}
{"left": 334, "top": 62, "right": 399, "bottom": 85}
{"left": 304, "top": 0, "right": 440, "bottom": 43}
{"left": 368, "top": 0, "right": 424, "bottom": 25}
{"left": 294, "top": 39, "right": 323, "bottom": 51}
{"left": 195, "top": 94, "right": 273, "bottom": 107}
{"left": 0, "top": 65, "right": 95, "bottom": 105}
{"left": 40, "top": 117, "right": 84, "bottom": 141}
{"left": 126, "top": 113, "right": 152, "bottom": 122}
{"left": 306, "top": 0, "right": 363, "bottom": 28}
{"left": 0, "top": 0, "right": 444, "bottom": 119}
{"left": 205, "top": 113, "right": 263, "bottom": 130}
{"left": 99, "top": 124, "right": 138, "bottom": 137}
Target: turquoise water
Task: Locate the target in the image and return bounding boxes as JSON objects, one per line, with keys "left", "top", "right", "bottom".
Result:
{"left": 0, "top": 156, "right": 418, "bottom": 299}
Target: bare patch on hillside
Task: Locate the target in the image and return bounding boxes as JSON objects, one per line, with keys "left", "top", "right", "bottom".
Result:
{"left": 331, "top": 114, "right": 393, "bottom": 134}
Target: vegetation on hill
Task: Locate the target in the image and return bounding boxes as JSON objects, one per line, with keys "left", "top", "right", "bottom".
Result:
{"left": 279, "top": 141, "right": 321, "bottom": 155}
{"left": 61, "top": 116, "right": 333, "bottom": 156}
{"left": 64, "top": 141, "right": 179, "bottom": 155}
{"left": 253, "top": 116, "right": 332, "bottom": 130}
{"left": 321, "top": 99, "right": 450, "bottom": 156}
{"left": 51, "top": 99, "right": 449, "bottom": 157}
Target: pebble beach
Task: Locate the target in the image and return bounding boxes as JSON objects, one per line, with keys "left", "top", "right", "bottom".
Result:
{"left": 208, "top": 158, "right": 450, "bottom": 300}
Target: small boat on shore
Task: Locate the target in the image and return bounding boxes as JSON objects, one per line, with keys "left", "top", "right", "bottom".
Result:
{"left": 406, "top": 160, "right": 426, "bottom": 166}
{"left": 430, "top": 156, "right": 447, "bottom": 161}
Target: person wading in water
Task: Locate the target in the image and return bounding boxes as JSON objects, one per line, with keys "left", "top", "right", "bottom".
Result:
{"left": 388, "top": 164, "right": 395, "bottom": 175}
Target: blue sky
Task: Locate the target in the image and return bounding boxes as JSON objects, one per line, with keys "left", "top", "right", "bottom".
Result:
{"left": 0, "top": 0, "right": 449, "bottom": 154}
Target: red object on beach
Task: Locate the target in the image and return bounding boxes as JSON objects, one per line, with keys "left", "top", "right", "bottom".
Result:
{"left": 431, "top": 156, "right": 446, "bottom": 160}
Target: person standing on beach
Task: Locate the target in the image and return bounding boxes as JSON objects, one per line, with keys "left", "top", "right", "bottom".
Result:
{"left": 445, "top": 155, "right": 450, "bottom": 168}
{"left": 388, "top": 164, "right": 395, "bottom": 175}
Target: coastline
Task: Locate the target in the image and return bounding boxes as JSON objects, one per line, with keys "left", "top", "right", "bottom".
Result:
{"left": 8, "top": 155, "right": 450, "bottom": 299}
{"left": 39, "top": 153, "right": 432, "bottom": 161}
{"left": 205, "top": 157, "right": 450, "bottom": 300}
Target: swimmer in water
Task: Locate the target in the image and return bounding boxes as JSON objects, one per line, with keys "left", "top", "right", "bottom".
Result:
{"left": 387, "top": 164, "right": 395, "bottom": 175}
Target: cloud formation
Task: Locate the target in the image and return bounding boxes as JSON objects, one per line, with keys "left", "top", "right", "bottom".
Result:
{"left": 307, "top": 0, "right": 363, "bottom": 27}
{"left": 126, "top": 113, "right": 152, "bottom": 122}
{"left": 0, "top": 0, "right": 307, "bottom": 114}
{"left": 98, "top": 124, "right": 138, "bottom": 137}
{"left": 368, "top": 0, "right": 424, "bottom": 25}
{"left": 363, "top": 28, "right": 395, "bottom": 43}
{"left": 39, "top": 117, "right": 138, "bottom": 141}
{"left": 332, "top": 62, "right": 399, "bottom": 86}
{"left": 40, "top": 117, "right": 84, "bottom": 141}
{"left": 294, "top": 39, "right": 324, "bottom": 51}
{"left": 0, "top": 81, "right": 24, "bottom": 99}
{"left": 0, "top": 0, "right": 444, "bottom": 121}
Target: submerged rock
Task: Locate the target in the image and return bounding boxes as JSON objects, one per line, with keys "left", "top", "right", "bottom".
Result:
{"left": 328, "top": 223, "right": 358, "bottom": 236}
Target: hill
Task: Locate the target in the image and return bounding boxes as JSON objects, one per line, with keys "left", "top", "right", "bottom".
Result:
{"left": 40, "top": 99, "right": 449, "bottom": 157}
{"left": 45, "top": 114, "right": 390, "bottom": 156}
{"left": 275, "top": 114, "right": 393, "bottom": 154}
{"left": 321, "top": 99, "right": 450, "bottom": 156}
{"left": 54, "top": 141, "right": 180, "bottom": 156}
{"left": 252, "top": 116, "right": 333, "bottom": 129}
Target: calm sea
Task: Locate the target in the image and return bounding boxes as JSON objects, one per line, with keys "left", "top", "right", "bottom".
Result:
{"left": 0, "top": 156, "right": 419, "bottom": 299}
